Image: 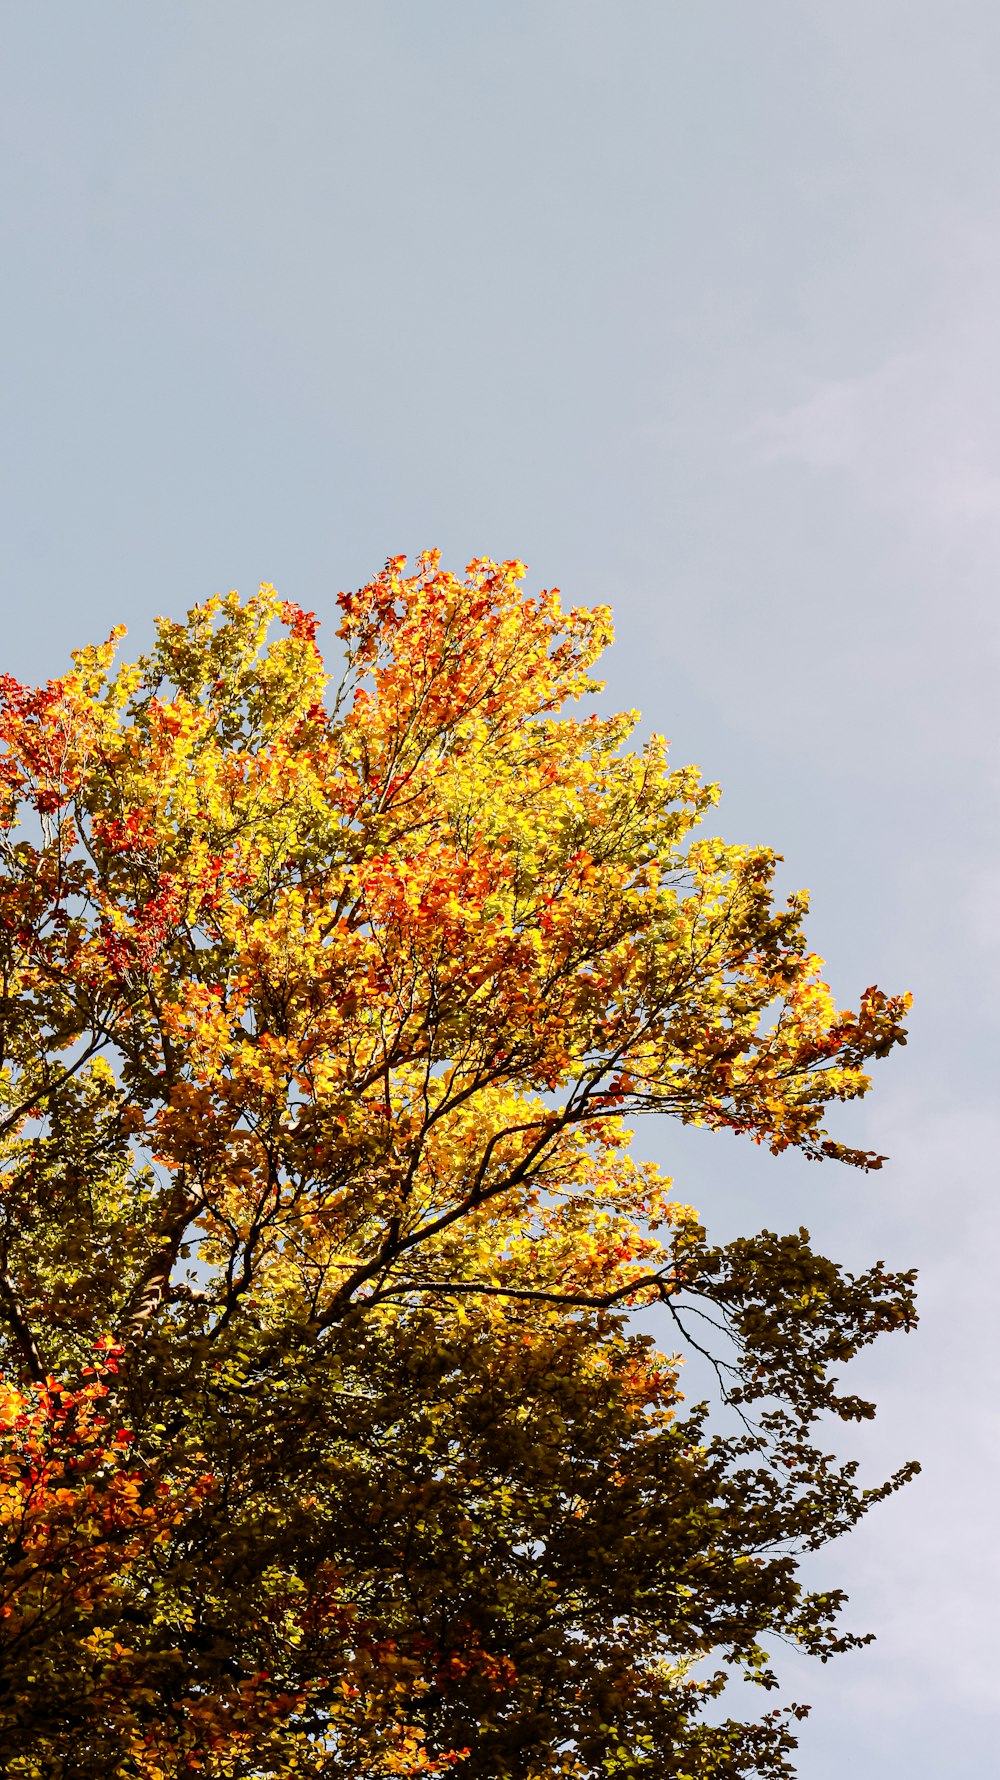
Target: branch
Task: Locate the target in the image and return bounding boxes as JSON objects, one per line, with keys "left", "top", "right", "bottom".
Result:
{"left": 0, "top": 1036, "right": 109, "bottom": 1142}
{"left": 318, "top": 1116, "right": 567, "bottom": 1324}
{"left": 365, "top": 1271, "right": 673, "bottom": 1313}
{"left": 0, "top": 1268, "right": 46, "bottom": 1384}
{"left": 121, "top": 1177, "right": 199, "bottom": 1341}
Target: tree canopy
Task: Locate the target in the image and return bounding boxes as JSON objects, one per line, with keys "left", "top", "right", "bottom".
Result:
{"left": 0, "top": 553, "right": 916, "bottom": 1778}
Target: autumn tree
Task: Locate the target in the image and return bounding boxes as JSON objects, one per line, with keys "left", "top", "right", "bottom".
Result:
{"left": 0, "top": 554, "right": 915, "bottom": 1778}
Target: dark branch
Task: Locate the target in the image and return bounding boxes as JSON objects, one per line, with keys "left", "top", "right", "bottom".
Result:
{"left": 0, "top": 1267, "right": 46, "bottom": 1384}
{"left": 366, "top": 1271, "right": 673, "bottom": 1313}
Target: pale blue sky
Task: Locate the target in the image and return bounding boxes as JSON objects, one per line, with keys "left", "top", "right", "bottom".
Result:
{"left": 2, "top": 5, "right": 998, "bottom": 1773}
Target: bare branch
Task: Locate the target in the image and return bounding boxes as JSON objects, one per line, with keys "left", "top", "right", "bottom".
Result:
{"left": 365, "top": 1270, "right": 673, "bottom": 1313}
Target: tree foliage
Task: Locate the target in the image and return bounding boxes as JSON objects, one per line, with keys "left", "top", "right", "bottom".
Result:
{"left": 0, "top": 553, "right": 916, "bottom": 1777}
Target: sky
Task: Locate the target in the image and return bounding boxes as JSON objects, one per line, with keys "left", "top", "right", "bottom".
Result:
{"left": 1, "top": 2, "right": 997, "bottom": 1771}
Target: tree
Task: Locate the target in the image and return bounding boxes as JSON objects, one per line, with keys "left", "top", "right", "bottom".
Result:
{"left": 0, "top": 553, "right": 916, "bottom": 1778}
